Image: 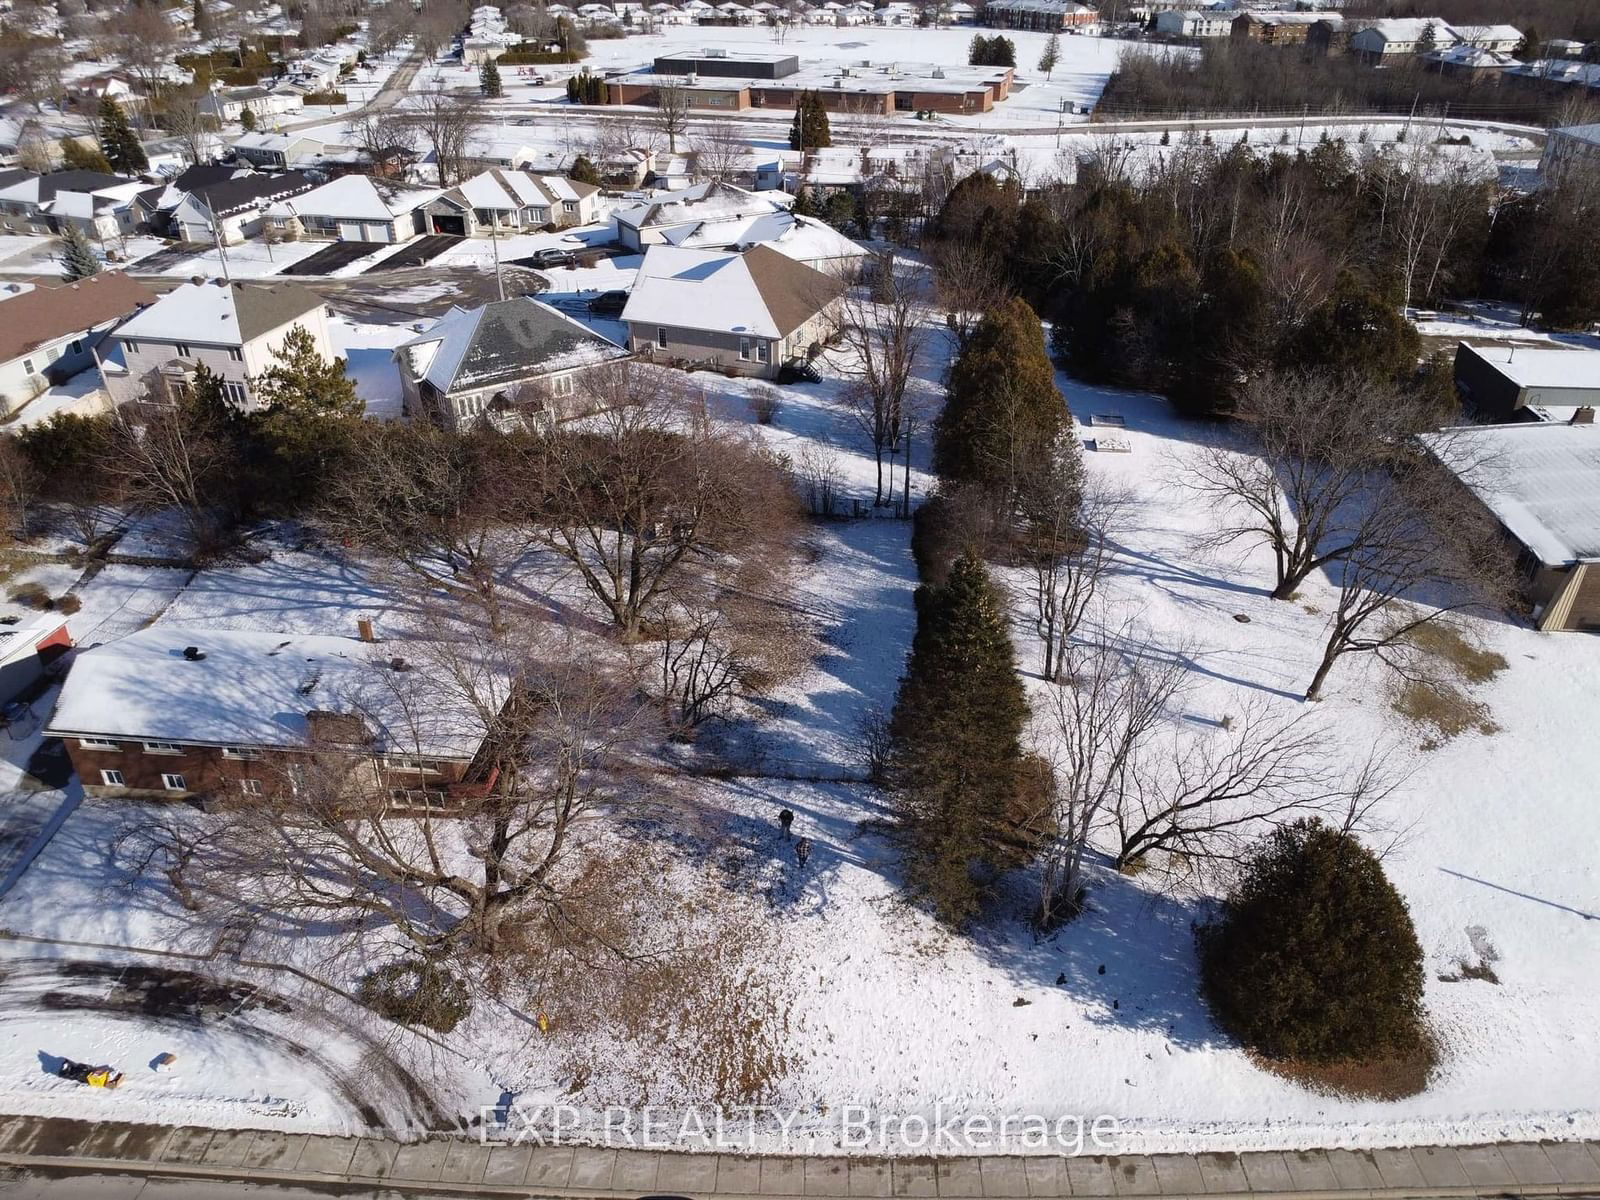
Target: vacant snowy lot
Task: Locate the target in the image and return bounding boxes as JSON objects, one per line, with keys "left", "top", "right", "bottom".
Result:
{"left": 0, "top": 304, "right": 1595, "bottom": 1150}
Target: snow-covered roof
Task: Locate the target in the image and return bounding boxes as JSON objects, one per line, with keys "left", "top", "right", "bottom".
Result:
{"left": 622, "top": 243, "right": 841, "bottom": 340}
{"left": 1555, "top": 123, "right": 1600, "bottom": 148}
{"left": 1351, "top": 18, "right": 1461, "bottom": 45}
{"left": 1424, "top": 423, "right": 1600, "bottom": 566}
{"left": 397, "top": 296, "right": 628, "bottom": 394}
{"left": 45, "top": 626, "right": 489, "bottom": 759}
{"left": 113, "top": 279, "right": 325, "bottom": 346}
{"left": 448, "top": 168, "right": 596, "bottom": 212}
{"left": 1452, "top": 23, "right": 1522, "bottom": 43}
{"left": 615, "top": 180, "right": 787, "bottom": 232}
{"left": 1466, "top": 344, "right": 1600, "bottom": 392}
{"left": 671, "top": 207, "right": 867, "bottom": 266}
{"left": 280, "top": 174, "right": 442, "bottom": 221}
{"left": 1426, "top": 43, "right": 1514, "bottom": 67}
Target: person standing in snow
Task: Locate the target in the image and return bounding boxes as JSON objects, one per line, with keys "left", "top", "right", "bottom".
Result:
{"left": 794, "top": 836, "right": 811, "bottom": 869}
{"left": 778, "top": 808, "right": 794, "bottom": 839}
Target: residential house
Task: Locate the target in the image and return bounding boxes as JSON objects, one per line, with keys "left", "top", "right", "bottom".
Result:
{"left": 0, "top": 273, "right": 157, "bottom": 415}
{"left": 1424, "top": 43, "right": 1517, "bottom": 81}
{"left": 200, "top": 87, "right": 305, "bottom": 125}
{"left": 1155, "top": 9, "right": 1234, "bottom": 38}
{"left": 1507, "top": 59, "right": 1600, "bottom": 99}
{"left": 0, "top": 170, "right": 151, "bottom": 239}
{"left": 1451, "top": 23, "right": 1523, "bottom": 53}
{"left": 1452, "top": 342, "right": 1600, "bottom": 423}
{"left": 170, "top": 170, "right": 317, "bottom": 245}
{"left": 230, "top": 131, "right": 331, "bottom": 170}
{"left": 45, "top": 626, "right": 493, "bottom": 804}
{"left": 1348, "top": 19, "right": 1460, "bottom": 60}
{"left": 425, "top": 169, "right": 602, "bottom": 235}
{"left": 613, "top": 180, "right": 790, "bottom": 252}
{"left": 621, "top": 243, "right": 843, "bottom": 378}
{"left": 269, "top": 175, "right": 443, "bottom": 243}
{"left": 396, "top": 296, "right": 631, "bottom": 429}
{"left": 1422, "top": 422, "right": 1600, "bottom": 631}
{"left": 101, "top": 278, "right": 335, "bottom": 410}
{"left": 1541, "top": 122, "right": 1600, "bottom": 181}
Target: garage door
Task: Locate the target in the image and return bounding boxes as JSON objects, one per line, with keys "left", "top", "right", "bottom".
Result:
{"left": 338, "top": 221, "right": 363, "bottom": 241}
{"left": 364, "top": 223, "right": 391, "bottom": 243}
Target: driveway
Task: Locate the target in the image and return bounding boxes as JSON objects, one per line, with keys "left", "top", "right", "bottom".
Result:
{"left": 277, "top": 242, "right": 386, "bottom": 277}
{"left": 362, "top": 235, "right": 463, "bottom": 273}
{"left": 126, "top": 243, "right": 208, "bottom": 274}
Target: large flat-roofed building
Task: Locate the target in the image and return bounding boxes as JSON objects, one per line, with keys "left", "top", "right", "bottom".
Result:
{"left": 1453, "top": 342, "right": 1600, "bottom": 423}
{"left": 607, "top": 58, "right": 1012, "bottom": 114}
{"left": 1424, "top": 422, "right": 1600, "bottom": 631}
{"left": 654, "top": 49, "right": 799, "bottom": 78}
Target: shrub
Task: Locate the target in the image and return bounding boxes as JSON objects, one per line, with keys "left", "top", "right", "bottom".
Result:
{"left": 1198, "top": 819, "right": 1426, "bottom": 1065}
{"left": 357, "top": 958, "right": 471, "bottom": 1033}
{"left": 54, "top": 593, "right": 82, "bottom": 615}
{"left": 299, "top": 91, "right": 347, "bottom": 105}
{"left": 9, "top": 583, "right": 53, "bottom": 611}
{"left": 747, "top": 386, "right": 780, "bottom": 425}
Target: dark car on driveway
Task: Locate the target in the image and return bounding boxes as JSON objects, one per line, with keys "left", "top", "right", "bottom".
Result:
{"left": 587, "top": 290, "right": 628, "bottom": 316}
{"left": 529, "top": 247, "right": 577, "bottom": 268}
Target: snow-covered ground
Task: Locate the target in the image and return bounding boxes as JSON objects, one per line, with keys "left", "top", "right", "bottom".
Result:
{"left": 0, "top": 279, "right": 1596, "bottom": 1149}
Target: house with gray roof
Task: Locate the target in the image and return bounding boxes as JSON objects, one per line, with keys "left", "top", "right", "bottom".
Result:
{"left": 168, "top": 170, "right": 317, "bottom": 245}
{"left": 395, "top": 296, "right": 630, "bottom": 430}
{"left": 101, "top": 278, "right": 335, "bottom": 411}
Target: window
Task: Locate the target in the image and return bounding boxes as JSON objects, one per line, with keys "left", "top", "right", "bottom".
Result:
{"left": 173, "top": 343, "right": 192, "bottom": 358}
{"left": 552, "top": 374, "right": 574, "bottom": 397}
{"left": 21, "top": 359, "right": 34, "bottom": 376}
{"left": 239, "top": 778, "right": 262, "bottom": 795}
{"left": 390, "top": 786, "right": 447, "bottom": 808}
{"left": 227, "top": 347, "right": 243, "bottom": 362}
{"left": 69, "top": 339, "right": 83, "bottom": 355}
{"left": 656, "top": 327, "right": 669, "bottom": 349}
{"left": 123, "top": 339, "right": 138, "bottom": 354}
{"left": 222, "top": 381, "right": 248, "bottom": 406}
{"left": 161, "top": 773, "right": 187, "bottom": 792}
{"left": 142, "top": 741, "right": 182, "bottom": 754}
{"left": 738, "top": 338, "right": 751, "bottom": 361}
{"left": 78, "top": 737, "right": 119, "bottom": 751}
{"left": 100, "top": 769, "right": 125, "bottom": 786}
{"left": 222, "top": 746, "right": 262, "bottom": 760}
{"left": 563, "top": 200, "right": 577, "bottom": 213}
{"left": 384, "top": 755, "right": 444, "bottom": 772}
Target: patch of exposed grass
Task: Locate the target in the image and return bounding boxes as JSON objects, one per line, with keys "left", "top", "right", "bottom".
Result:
{"left": 1406, "top": 622, "right": 1509, "bottom": 684}
{"left": 1256, "top": 1032, "right": 1437, "bottom": 1101}
{"left": 1392, "top": 679, "right": 1499, "bottom": 748}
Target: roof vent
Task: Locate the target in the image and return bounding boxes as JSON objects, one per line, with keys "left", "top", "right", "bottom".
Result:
{"left": 182, "top": 645, "right": 206, "bottom": 661}
{"left": 214, "top": 278, "right": 229, "bottom": 287}
{"left": 190, "top": 275, "right": 205, "bottom": 285}
{"left": 1572, "top": 407, "right": 1595, "bottom": 426}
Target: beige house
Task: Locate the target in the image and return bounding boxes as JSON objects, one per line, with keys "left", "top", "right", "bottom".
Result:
{"left": 423, "top": 169, "right": 602, "bottom": 236}
{"left": 101, "top": 279, "right": 335, "bottom": 411}
{"left": 621, "top": 243, "right": 842, "bottom": 379}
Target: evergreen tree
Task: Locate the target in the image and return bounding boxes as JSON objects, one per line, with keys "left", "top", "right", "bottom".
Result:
{"left": 790, "top": 187, "right": 818, "bottom": 218}
{"left": 1199, "top": 819, "right": 1427, "bottom": 1064}
{"left": 789, "top": 91, "right": 830, "bottom": 151}
{"left": 889, "top": 554, "right": 1029, "bottom": 927}
{"left": 193, "top": 0, "right": 212, "bottom": 38}
{"left": 1037, "top": 32, "right": 1060, "bottom": 79}
{"left": 1287, "top": 273, "right": 1420, "bottom": 383}
{"left": 59, "top": 137, "right": 111, "bottom": 172}
{"left": 933, "top": 296, "right": 1063, "bottom": 502}
{"left": 569, "top": 154, "right": 601, "bottom": 185}
{"left": 480, "top": 57, "right": 503, "bottom": 98}
{"left": 248, "top": 324, "right": 363, "bottom": 508}
{"left": 1416, "top": 20, "right": 1436, "bottom": 55}
{"left": 822, "top": 189, "right": 855, "bottom": 232}
{"left": 240, "top": 107, "right": 257, "bottom": 132}
{"left": 98, "top": 96, "right": 148, "bottom": 175}
{"left": 58, "top": 224, "right": 101, "bottom": 282}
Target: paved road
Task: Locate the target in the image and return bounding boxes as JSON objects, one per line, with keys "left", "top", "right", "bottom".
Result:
{"left": 275, "top": 51, "right": 427, "bottom": 134}
{"left": 0, "top": 1166, "right": 521, "bottom": 1197}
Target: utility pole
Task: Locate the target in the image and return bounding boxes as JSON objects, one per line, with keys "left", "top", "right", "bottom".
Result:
{"left": 491, "top": 217, "right": 505, "bottom": 301}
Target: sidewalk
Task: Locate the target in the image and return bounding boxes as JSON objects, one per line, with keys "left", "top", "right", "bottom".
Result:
{"left": 2, "top": 1115, "right": 1599, "bottom": 1199}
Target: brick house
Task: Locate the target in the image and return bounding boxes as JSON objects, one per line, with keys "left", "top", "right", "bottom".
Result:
{"left": 45, "top": 626, "right": 492, "bottom": 805}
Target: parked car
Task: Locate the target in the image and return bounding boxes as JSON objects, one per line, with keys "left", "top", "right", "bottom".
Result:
{"left": 587, "top": 290, "right": 628, "bottom": 316}
{"left": 528, "top": 247, "right": 577, "bottom": 268}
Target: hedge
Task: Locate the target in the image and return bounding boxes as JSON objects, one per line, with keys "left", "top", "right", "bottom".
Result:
{"left": 299, "top": 90, "right": 348, "bottom": 105}
{"left": 494, "top": 49, "right": 582, "bottom": 65}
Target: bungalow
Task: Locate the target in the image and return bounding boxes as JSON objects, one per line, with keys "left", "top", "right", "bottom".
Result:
{"left": 0, "top": 273, "right": 157, "bottom": 415}
{"left": 270, "top": 175, "right": 443, "bottom": 244}
{"left": 102, "top": 278, "right": 335, "bottom": 410}
{"left": 621, "top": 243, "right": 843, "bottom": 379}
{"left": 1348, "top": 19, "right": 1461, "bottom": 61}
{"left": 613, "top": 180, "right": 789, "bottom": 251}
{"left": 46, "top": 625, "right": 493, "bottom": 804}
{"left": 170, "top": 170, "right": 316, "bottom": 245}
{"left": 1452, "top": 342, "right": 1600, "bottom": 423}
{"left": 425, "top": 169, "right": 602, "bottom": 235}
{"left": 396, "top": 297, "right": 630, "bottom": 430}
{"left": 231, "top": 131, "right": 331, "bottom": 170}
{"left": 0, "top": 169, "right": 147, "bottom": 238}
{"left": 1423, "top": 422, "right": 1600, "bottom": 632}
{"left": 200, "top": 87, "right": 305, "bottom": 125}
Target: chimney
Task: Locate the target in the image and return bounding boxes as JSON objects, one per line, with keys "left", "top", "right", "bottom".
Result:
{"left": 1571, "top": 407, "right": 1595, "bottom": 426}
{"left": 214, "top": 277, "right": 229, "bottom": 287}
{"left": 189, "top": 275, "right": 205, "bottom": 285}
{"left": 357, "top": 617, "right": 376, "bottom": 642}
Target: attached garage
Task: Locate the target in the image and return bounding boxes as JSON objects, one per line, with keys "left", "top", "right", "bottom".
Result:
{"left": 338, "top": 221, "right": 364, "bottom": 241}
{"left": 363, "top": 222, "right": 392, "bottom": 243}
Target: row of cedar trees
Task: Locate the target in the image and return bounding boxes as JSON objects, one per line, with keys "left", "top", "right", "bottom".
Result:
{"left": 926, "top": 134, "right": 1600, "bottom": 418}
{"left": 886, "top": 256, "right": 1431, "bottom": 1072}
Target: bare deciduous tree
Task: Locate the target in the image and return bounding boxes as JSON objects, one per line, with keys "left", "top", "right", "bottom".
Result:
{"left": 409, "top": 86, "right": 484, "bottom": 186}
{"left": 689, "top": 118, "right": 747, "bottom": 183}
{"left": 930, "top": 240, "right": 1012, "bottom": 353}
{"left": 837, "top": 261, "right": 925, "bottom": 508}
{"left": 653, "top": 83, "right": 690, "bottom": 154}
{"left": 1019, "top": 456, "right": 1122, "bottom": 684}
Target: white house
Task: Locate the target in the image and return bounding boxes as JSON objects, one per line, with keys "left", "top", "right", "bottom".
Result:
{"left": 613, "top": 180, "right": 791, "bottom": 252}
{"left": 230, "top": 131, "right": 331, "bottom": 170}
{"left": 1154, "top": 9, "right": 1233, "bottom": 37}
{"left": 396, "top": 297, "right": 630, "bottom": 429}
{"left": 0, "top": 273, "right": 156, "bottom": 415}
{"left": 270, "top": 175, "right": 444, "bottom": 243}
{"left": 1349, "top": 19, "right": 1461, "bottom": 58}
{"left": 102, "top": 279, "right": 337, "bottom": 410}
{"left": 1451, "top": 23, "right": 1523, "bottom": 52}
{"left": 200, "top": 87, "right": 305, "bottom": 125}
{"left": 425, "top": 169, "right": 602, "bottom": 235}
